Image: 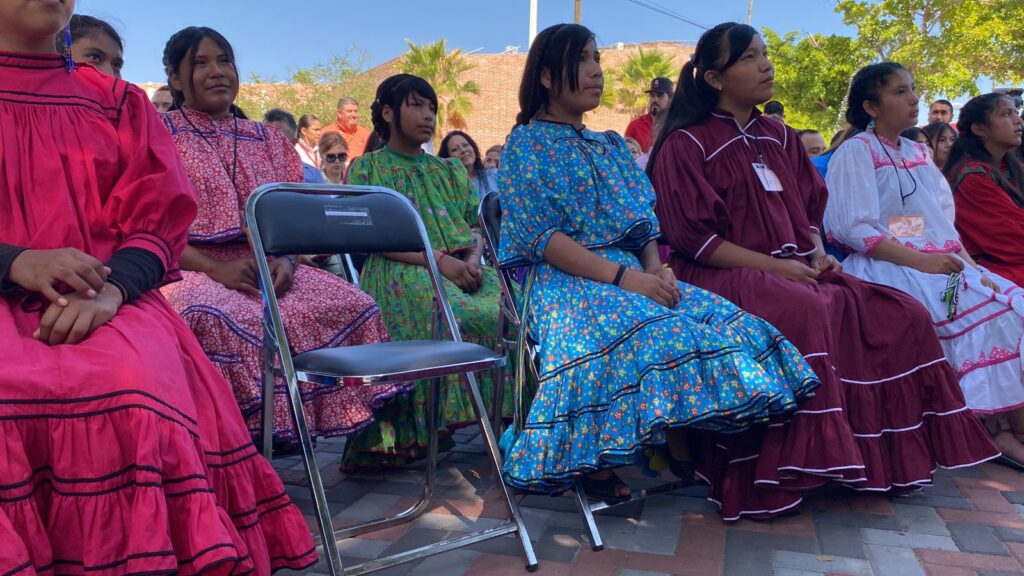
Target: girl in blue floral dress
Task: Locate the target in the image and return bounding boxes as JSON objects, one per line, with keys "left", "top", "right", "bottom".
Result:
{"left": 497, "top": 23, "right": 820, "bottom": 502}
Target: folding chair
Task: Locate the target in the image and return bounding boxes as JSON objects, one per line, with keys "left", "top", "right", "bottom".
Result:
{"left": 245, "top": 183, "right": 538, "bottom": 576}
{"left": 478, "top": 190, "right": 689, "bottom": 552}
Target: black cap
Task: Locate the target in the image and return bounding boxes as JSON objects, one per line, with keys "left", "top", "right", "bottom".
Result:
{"left": 645, "top": 77, "right": 673, "bottom": 94}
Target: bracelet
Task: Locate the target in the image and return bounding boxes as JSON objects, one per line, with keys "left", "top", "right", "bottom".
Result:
{"left": 612, "top": 264, "right": 627, "bottom": 286}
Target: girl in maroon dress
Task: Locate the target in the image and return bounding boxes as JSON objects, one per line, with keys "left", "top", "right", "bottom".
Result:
{"left": 158, "top": 27, "right": 405, "bottom": 447}
{"left": 647, "top": 22, "right": 997, "bottom": 520}
{"left": 0, "top": 1, "right": 315, "bottom": 573}
{"left": 944, "top": 93, "right": 1024, "bottom": 288}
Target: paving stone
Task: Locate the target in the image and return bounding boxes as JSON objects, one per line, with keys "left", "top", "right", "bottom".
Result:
{"left": 771, "top": 570, "right": 824, "bottom": 576}
{"left": 860, "top": 528, "right": 958, "bottom": 551}
{"left": 334, "top": 538, "right": 391, "bottom": 559}
{"left": 865, "top": 544, "right": 925, "bottom": 576}
{"left": 896, "top": 493, "right": 974, "bottom": 511}
{"left": 339, "top": 493, "right": 404, "bottom": 521}
{"left": 382, "top": 527, "right": 453, "bottom": 557}
{"left": 813, "top": 510, "right": 900, "bottom": 530}
{"left": 893, "top": 503, "right": 952, "bottom": 536}
{"left": 724, "top": 528, "right": 818, "bottom": 576}
{"left": 994, "top": 526, "right": 1024, "bottom": 543}
{"left": 618, "top": 569, "right": 673, "bottom": 576}
{"left": 816, "top": 523, "right": 868, "bottom": 559}
{"left": 947, "top": 523, "right": 1009, "bottom": 556}
{"left": 407, "top": 549, "right": 480, "bottom": 576}
{"left": 773, "top": 550, "right": 873, "bottom": 575}
{"left": 414, "top": 512, "right": 508, "bottom": 532}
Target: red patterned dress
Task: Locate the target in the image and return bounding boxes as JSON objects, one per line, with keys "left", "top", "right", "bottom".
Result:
{"left": 0, "top": 55, "right": 315, "bottom": 575}
{"left": 161, "top": 108, "right": 403, "bottom": 444}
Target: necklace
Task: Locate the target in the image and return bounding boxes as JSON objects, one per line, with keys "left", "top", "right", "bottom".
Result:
{"left": 180, "top": 107, "right": 239, "bottom": 194}
{"left": 873, "top": 130, "right": 918, "bottom": 206}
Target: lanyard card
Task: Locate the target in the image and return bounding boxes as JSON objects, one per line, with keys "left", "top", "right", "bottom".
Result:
{"left": 752, "top": 163, "right": 784, "bottom": 192}
{"left": 888, "top": 215, "right": 925, "bottom": 237}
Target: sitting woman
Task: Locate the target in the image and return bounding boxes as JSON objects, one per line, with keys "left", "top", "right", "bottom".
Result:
{"left": 924, "top": 120, "right": 957, "bottom": 171}
{"left": 648, "top": 23, "right": 997, "bottom": 520}
{"left": 0, "top": 3, "right": 314, "bottom": 572}
{"left": 345, "top": 74, "right": 507, "bottom": 469}
{"left": 159, "top": 26, "right": 404, "bottom": 447}
{"left": 64, "top": 13, "right": 123, "bottom": 78}
{"left": 319, "top": 131, "right": 348, "bottom": 184}
{"left": 826, "top": 72, "right": 1024, "bottom": 466}
{"left": 945, "top": 93, "right": 1024, "bottom": 288}
{"left": 439, "top": 129, "right": 498, "bottom": 200}
{"left": 498, "top": 23, "right": 818, "bottom": 501}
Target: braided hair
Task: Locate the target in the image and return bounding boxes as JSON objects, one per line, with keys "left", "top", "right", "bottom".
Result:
{"left": 843, "top": 62, "right": 907, "bottom": 131}
{"left": 646, "top": 22, "right": 757, "bottom": 177}
{"left": 515, "top": 23, "right": 596, "bottom": 126}
{"left": 369, "top": 74, "right": 437, "bottom": 145}
{"left": 943, "top": 93, "right": 1024, "bottom": 208}
{"left": 162, "top": 26, "right": 247, "bottom": 118}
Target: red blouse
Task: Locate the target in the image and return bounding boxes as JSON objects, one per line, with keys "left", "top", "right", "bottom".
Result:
{"left": 951, "top": 159, "right": 1024, "bottom": 286}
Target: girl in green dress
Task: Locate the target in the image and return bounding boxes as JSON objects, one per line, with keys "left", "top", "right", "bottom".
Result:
{"left": 344, "top": 74, "right": 507, "bottom": 468}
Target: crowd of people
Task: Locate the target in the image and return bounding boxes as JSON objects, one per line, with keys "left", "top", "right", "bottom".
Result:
{"left": 3, "top": 2, "right": 1024, "bottom": 573}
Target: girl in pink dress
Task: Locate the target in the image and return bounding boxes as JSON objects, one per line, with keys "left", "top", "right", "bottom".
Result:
{"left": 0, "top": 2, "right": 315, "bottom": 572}
{"left": 158, "top": 27, "right": 405, "bottom": 447}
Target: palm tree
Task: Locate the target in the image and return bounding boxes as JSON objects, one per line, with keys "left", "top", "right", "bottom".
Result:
{"left": 398, "top": 39, "right": 480, "bottom": 147}
{"left": 604, "top": 47, "right": 677, "bottom": 117}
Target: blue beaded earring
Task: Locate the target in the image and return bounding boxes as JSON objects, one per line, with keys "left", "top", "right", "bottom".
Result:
{"left": 62, "top": 24, "right": 74, "bottom": 72}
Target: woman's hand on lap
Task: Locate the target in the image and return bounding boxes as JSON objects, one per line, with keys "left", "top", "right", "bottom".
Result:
{"left": 980, "top": 274, "right": 1000, "bottom": 292}
{"left": 811, "top": 253, "right": 843, "bottom": 274}
{"left": 439, "top": 255, "right": 481, "bottom": 294}
{"left": 768, "top": 258, "right": 820, "bottom": 284}
{"left": 9, "top": 248, "right": 110, "bottom": 305}
{"left": 206, "top": 257, "right": 261, "bottom": 296}
{"left": 269, "top": 257, "right": 295, "bottom": 297}
{"left": 34, "top": 282, "right": 122, "bottom": 345}
{"left": 911, "top": 253, "right": 965, "bottom": 275}
{"left": 621, "top": 269, "right": 679, "bottom": 308}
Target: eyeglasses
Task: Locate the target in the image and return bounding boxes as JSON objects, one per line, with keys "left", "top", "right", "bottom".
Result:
{"left": 324, "top": 153, "right": 348, "bottom": 163}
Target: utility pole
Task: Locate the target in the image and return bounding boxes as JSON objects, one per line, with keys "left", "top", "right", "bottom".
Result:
{"left": 746, "top": 0, "right": 753, "bottom": 24}
{"left": 574, "top": 0, "right": 581, "bottom": 23}
{"left": 529, "top": 0, "right": 538, "bottom": 46}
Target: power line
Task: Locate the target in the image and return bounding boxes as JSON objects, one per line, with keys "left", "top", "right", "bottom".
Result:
{"left": 622, "top": 0, "right": 708, "bottom": 31}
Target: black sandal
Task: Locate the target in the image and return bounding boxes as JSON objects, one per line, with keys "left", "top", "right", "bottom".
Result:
{"left": 580, "top": 471, "right": 630, "bottom": 504}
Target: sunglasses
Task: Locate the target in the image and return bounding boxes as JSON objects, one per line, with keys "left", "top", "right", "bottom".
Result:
{"left": 324, "top": 153, "right": 348, "bottom": 163}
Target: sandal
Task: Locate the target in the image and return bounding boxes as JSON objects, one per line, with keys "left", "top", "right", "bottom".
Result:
{"left": 666, "top": 455, "right": 700, "bottom": 486}
{"left": 579, "top": 471, "right": 630, "bottom": 504}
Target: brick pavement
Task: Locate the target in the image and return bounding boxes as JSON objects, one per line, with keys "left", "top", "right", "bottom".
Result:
{"left": 272, "top": 428, "right": 1024, "bottom": 576}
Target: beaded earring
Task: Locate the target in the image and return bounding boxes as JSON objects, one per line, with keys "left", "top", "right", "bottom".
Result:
{"left": 867, "top": 118, "right": 876, "bottom": 132}
{"left": 62, "top": 24, "right": 74, "bottom": 72}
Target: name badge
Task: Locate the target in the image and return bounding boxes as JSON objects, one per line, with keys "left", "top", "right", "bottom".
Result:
{"left": 752, "top": 163, "right": 784, "bottom": 192}
{"left": 888, "top": 215, "right": 925, "bottom": 237}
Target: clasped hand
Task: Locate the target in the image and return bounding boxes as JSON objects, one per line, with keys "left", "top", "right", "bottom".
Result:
{"left": 620, "top": 266, "right": 681, "bottom": 308}
{"left": 439, "top": 253, "right": 483, "bottom": 294}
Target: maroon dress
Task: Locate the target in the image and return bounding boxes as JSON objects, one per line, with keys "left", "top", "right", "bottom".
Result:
{"left": 0, "top": 55, "right": 315, "bottom": 574}
{"left": 650, "top": 109, "right": 998, "bottom": 520}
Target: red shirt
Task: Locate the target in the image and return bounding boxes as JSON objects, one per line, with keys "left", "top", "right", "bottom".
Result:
{"left": 322, "top": 121, "right": 371, "bottom": 158}
{"left": 625, "top": 113, "right": 654, "bottom": 151}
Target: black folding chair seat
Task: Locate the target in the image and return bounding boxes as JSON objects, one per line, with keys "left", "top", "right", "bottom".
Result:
{"left": 294, "top": 340, "right": 505, "bottom": 385}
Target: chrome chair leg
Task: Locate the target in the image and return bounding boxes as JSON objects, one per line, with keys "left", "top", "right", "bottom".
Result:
{"left": 572, "top": 478, "right": 604, "bottom": 551}
{"left": 261, "top": 324, "right": 276, "bottom": 461}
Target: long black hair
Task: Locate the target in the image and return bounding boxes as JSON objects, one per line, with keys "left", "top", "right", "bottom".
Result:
{"left": 646, "top": 22, "right": 757, "bottom": 177}
{"left": 922, "top": 121, "right": 955, "bottom": 151}
{"left": 162, "top": 26, "right": 246, "bottom": 118}
{"left": 369, "top": 73, "right": 437, "bottom": 144}
{"left": 439, "top": 130, "right": 485, "bottom": 175}
{"left": 843, "top": 62, "right": 907, "bottom": 131}
{"left": 515, "top": 23, "right": 596, "bottom": 126}
{"left": 59, "top": 14, "right": 123, "bottom": 52}
{"left": 943, "top": 93, "right": 1024, "bottom": 207}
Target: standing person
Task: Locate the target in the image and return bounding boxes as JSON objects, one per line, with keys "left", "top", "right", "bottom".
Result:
{"left": 344, "top": 74, "right": 507, "bottom": 469}
{"left": 484, "top": 143, "right": 503, "bottom": 169}
{"left": 648, "top": 22, "right": 997, "bottom": 520}
{"left": 322, "top": 96, "right": 372, "bottom": 158}
{"left": 625, "top": 77, "right": 673, "bottom": 151}
{"left": 159, "top": 27, "right": 404, "bottom": 447}
{"left": 151, "top": 84, "right": 173, "bottom": 112}
{"left": 901, "top": 126, "right": 930, "bottom": 145}
{"left": 929, "top": 98, "right": 955, "bottom": 124}
{"left": 764, "top": 99, "right": 784, "bottom": 121}
{"left": 827, "top": 67, "right": 1024, "bottom": 466}
{"left": 64, "top": 13, "right": 123, "bottom": 78}
{"left": 0, "top": 1, "right": 316, "bottom": 572}
{"left": 296, "top": 113, "right": 321, "bottom": 167}
{"left": 946, "top": 93, "right": 1024, "bottom": 287}
{"left": 924, "top": 121, "right": 957, "bottom": 170}
{"left": 798, "top": 129, "right": 826, "bottom": 157}
{"left": 498, "top": 23, "right": 818, "bottom": 500}
{"left": 439, "top": 129, "right": 497, "bottom": 200}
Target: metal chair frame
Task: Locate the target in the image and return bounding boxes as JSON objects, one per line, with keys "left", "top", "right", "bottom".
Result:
{"left": 246, "top": 183, "right": 538, "bottom": 576}
{"left": 477, "top": 191, "right": 688, "bottom": 552}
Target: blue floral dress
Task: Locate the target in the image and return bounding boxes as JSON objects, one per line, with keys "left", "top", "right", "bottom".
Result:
{"left": 497, "top": 120, "right": 819, "bottom": 493}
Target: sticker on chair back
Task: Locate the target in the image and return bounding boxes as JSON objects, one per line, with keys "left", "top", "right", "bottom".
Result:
{"left": 324, "top": 205, "right": 372, "bottom": 225}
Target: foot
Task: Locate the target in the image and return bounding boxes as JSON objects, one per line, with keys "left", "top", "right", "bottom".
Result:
{"left": 993, "top": 430, "right": 1024, "bottom": 471}
{"left": 580, "top": 470, "right": 631, "bottom": 503}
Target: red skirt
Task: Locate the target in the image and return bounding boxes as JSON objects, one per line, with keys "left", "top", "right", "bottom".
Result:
{"left": 0, "top": 291, "right": 317, "bottom": 575}
{"left": 675, "top": 261, "right": 999, "bottom": 520}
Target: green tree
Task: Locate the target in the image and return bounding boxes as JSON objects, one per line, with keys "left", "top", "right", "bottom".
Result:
{"left": 235, "top": 47, "right": 374, "bottom": 131}
{"left": 603, "top": 47, "right": 677, "bottom": 116}
{"left": 762, "top": 28, "right": 873, "bottom": 134}
{"left": 397, "top": 39, "right": 480, "bottom": 146}
{"left": 835, "top": 0, "right": 1024, "bottom": 100}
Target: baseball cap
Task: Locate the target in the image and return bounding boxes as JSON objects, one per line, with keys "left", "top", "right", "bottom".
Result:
{"left": 646, "top": 77, "right": 673, "bottom": 94}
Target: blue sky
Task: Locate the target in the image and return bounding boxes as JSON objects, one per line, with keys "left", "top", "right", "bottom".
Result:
{"left": 76, "top": 0, "right": 853, "bottom": 83}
